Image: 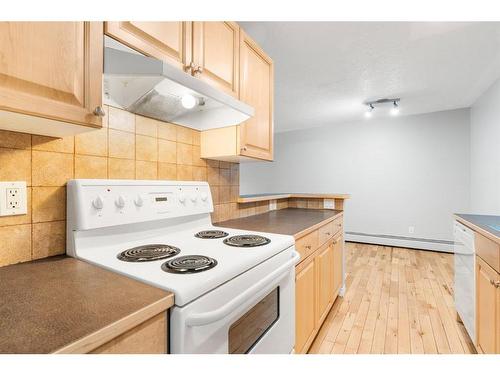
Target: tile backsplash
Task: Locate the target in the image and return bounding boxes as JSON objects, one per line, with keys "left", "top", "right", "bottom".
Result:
{"left": 0, "top": 105, "right": 265, "bottom": 267}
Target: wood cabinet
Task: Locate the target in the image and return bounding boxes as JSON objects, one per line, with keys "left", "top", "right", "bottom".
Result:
{"left": 200, "top": 30, "right": 274, "bottom": 162}
{"left": 476, "top": 255, "right": 500, "bottom": 354}
{"left": 192, "top": 22, "right": 239, "bottom": 97}
{"left": 294, "top": 215, "right": 345, "bottom": 353}
{"left": 90, "top": 312, "right": 167, "bottom": 354}
{"left": 105, "top": 22, "right": 192, "bottom": 71}
{"left": 316, "top": 242, "right": 334, "bottom": 324}
{"left": 0, "top": 22, "right": 104, "bottom": 137}
{"left": 295, "top": 257, "right": 317, "bottom": 354}
{"left": 238, "top": 30, "right": 274, "bottom": 161}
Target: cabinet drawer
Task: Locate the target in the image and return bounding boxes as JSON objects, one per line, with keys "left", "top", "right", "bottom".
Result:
{"left": 296, "top": 230, "right": 319, "bottom": 259}
{"left": 318, "top": 221, "right": 335, "bottom": 245}
{"left": 476, "top": 233, "right": 500, "bottom": 273}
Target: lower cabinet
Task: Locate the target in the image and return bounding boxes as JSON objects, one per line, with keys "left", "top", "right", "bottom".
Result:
{"left": 295, "top": 231, "right": 344, "bottom": 354}
{"left": 476, "top": 255, "right": 500, "bottom": 354}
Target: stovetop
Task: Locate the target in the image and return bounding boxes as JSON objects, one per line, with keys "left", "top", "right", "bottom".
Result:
{"left": 73, "top": 224, "right": 294, "bottom": 306}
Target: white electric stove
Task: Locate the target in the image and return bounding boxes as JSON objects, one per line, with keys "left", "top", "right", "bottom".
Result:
{"left": 66, "top": 179, "right": 299, "bottom": 354}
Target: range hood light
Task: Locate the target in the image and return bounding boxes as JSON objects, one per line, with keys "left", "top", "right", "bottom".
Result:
{"left": 181, "top": 94, "right": 197, "bottom": 109}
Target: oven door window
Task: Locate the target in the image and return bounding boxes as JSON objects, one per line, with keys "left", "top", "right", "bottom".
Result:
{"left": 228, "top": 287, "right": 279, "bottom": 354}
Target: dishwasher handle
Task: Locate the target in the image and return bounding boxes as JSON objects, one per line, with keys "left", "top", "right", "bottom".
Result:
{"left": 185, "top": 251, "right": 300, "bottom": 327}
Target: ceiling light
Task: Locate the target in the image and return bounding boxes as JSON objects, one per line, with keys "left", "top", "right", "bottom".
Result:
{"left": 364, "top": 104, "right": 374, "bottom": 118}
{"left": 390, "top": 101, "right": 399, "bottom": 116}
{"left": 181, "top": 93, "right": 197, "bottom": 109}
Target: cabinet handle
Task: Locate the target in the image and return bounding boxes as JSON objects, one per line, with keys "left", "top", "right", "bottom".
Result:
{"left": 93, "top": 106, "right": 105, "bottom": 117}
{"left": 495, "top": 280, "right": 500, "bottom": 288}
{"left": 325, "top": 232, "right": 331, "bottom": 236}
{"left": 305, "top": 245, "right": 312, "bottom": 249}
{"left": 193, "top": 65, "right": 204, "bottom": 76}
{"left": 185, "top": 62, "right": 196, "bottom": 74}
{"left": 241, "top": 146, "right": 247, "bottom": 152}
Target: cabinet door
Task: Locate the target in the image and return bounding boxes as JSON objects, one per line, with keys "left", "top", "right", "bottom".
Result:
{"left": 316, "top": 243, "right": 334, "bottom": 325}
{"left": 476, "top": 256, "right": 499, "bottom": 354}
{"left": 332, "top": 235, "right": 343, "bottom": 294}
{"left": 239, "top": 31, "right": 274, "bottom": 161}
{"left": 295, "top": 259, "right": 316, "bottom": 354}
{"left": 192, "top": 22, "right": 239, "bottom": 97}
{"left": 0, "top": 22, "right": 103, "bottom": 128}
{"left": 105, "top": 22, "right": 191, "bottom": 71}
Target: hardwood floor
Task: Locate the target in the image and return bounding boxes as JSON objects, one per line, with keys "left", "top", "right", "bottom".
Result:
{"left": 308, "top": 242, "right": 476, "bottom": 354}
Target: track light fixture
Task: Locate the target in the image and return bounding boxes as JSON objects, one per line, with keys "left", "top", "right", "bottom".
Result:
{"left": 363, "top": 98, "right": 401, "bottom": 118}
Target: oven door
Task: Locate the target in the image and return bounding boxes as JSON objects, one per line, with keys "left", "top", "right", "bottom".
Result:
{"left": 170, "top": 248, "right": 299, "bottom": 354}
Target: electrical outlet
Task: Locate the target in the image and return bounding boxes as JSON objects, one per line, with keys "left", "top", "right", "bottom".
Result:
{"left": 408, "top": 226, "right": 415, "bottom": 234}
{"left": 323, "top": 199, "right": 335, "bottom": 209}
{"left": 269, "top": 200, "right": 277, "bottom": 211}
{"left": 0, "top": 181, "right": 27, "bottom": 216}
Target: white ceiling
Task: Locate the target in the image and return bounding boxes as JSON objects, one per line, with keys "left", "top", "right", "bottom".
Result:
{"left": 239, "top": 22, "right": 500, "bottom": 132}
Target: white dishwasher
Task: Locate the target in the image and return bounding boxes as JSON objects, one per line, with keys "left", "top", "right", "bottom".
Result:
{"left": 454, "top": 221, "right": 475, "bottom": 342}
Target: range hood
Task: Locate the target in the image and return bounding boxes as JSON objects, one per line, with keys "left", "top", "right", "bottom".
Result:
{"left": 103, "top": 37, "right": 254, "bottom": 130}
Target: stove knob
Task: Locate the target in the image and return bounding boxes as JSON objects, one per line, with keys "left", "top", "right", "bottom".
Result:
{"left": 200, "top": 192, "right": 208, "bottom": 202}
{"left": 178, "top": 193, "right": 186, "bottom": 204}
{"left": 190, "top": 194, "right": 198, "bottom": 203}
{"left": 115, "top": 195, "right": 126, "bottom": 209}
{"left": 134, "top": 195, "right": 144, "bottom": 207}
{"left": 92, "top": 195, "right": 104, "bottom": 210}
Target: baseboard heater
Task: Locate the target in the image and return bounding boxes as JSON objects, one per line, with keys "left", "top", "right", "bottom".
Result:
{"left": 345, "top": 231, "right": 454, "bottom": 253}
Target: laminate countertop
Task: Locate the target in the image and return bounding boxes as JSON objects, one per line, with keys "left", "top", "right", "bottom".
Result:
{"left": 455, "top": 213, "right": 500, "bottom": 245}
{"left": 216, "top": 208, "right": 343, "bottom": 239}
{"left": 0, "top": 256, "right": 174, "bottom": 354}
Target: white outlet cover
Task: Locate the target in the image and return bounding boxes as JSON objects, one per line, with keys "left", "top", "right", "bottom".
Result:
{"left": 0, "top": 181, "right": 27, "bottom": 216}
{"left": 323, "top": 199, "right": 335, "bottom": 209}
{"left": 269, "top": 200, "right": 277, "bottom": 211}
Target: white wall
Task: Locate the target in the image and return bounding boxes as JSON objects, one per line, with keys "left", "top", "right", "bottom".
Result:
{"left": 241, "top": 109, "right": 471, "bottom": 250}
{"left": 470, "top": 78, "right": 500, "bottom": 214}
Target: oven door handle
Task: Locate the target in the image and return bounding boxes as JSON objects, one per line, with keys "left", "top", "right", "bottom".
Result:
{"left": 185, "top": 250, "right": 300, "bottom": 327}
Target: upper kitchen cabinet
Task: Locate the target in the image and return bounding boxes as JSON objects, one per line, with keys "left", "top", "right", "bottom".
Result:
{"left": 105, "top": 22, "right": 192, "bottom": 71}
{"left": 192, "top": 22, "right": 240, "bottom": 97}
{"left": 238, "top": 30, "right": 274, "bottom": 161}
{"left": 200, "top": 29, "right": 274, "bottom": 162}
{"left": 0, "top": 22, "right": 104, "bottom": 137}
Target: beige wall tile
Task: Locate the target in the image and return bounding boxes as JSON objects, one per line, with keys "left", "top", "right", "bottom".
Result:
{"left": 211, "top": 205, "right": 221, "bottom": 223}
{"left": 32, "top": 151, "right": 73, "bottom": 186}
{"left": 230, "top": 185, "right": 239, "bottom": 202}
{"left": 75, "top": 127, "right": 108, "bottom": 156}
{"left": 136, "top": 135, "right": 158, "bottom": 161}
{"left": 0, "top": 148, "right": 31, "bottom": 185}
{"left": 230, "top": 164, "right": 239, "bottom": 185}
{"left": 192, "top": 166, "right": 207, "bottom": 181}
{"left": 219, "top": 161, "right": 231, "bottom": 169}
{"left": 210, "top": 186, "right": 220, "bottom": 205}
{"left": 108, "top": 106, "right": 135, "bottom": 132}
{"left": 219, "top": 168, "right": 231, "bottom": 186}
{"left": 0, "top": 130, "right": 31, "bottom": 149}
{"left": 0, "top": 188, "right": 31, "bottom": 226}
{"left": 158, "top": 163, "right": 177, "bottom": 180}
{"left": 32, "top": 221, "right": 66, "bottom": 259}
{"left": 135, "top": 116, "right": 158, "bottom": 137}
{"left": 32, "top": 135, "right": 74, "bottom": 154}
{"left": 158, "top": 139, "right": 177, "bottom": 163}
{"left": 207, "top": 166, "right": 220, "bottom": 186}
{"left": 220, "top": 186, "right": 231, "bottom": 203}
{"left": 307, "top": 199, "right": 321, "bottom": 209}
{"left": 177, "top": 165, "right": 193, "bottom": 180}
{"left": 176, "top": 142, "right": 193, "bottom": 165}
{"left": 206, "top": 159, "right": 220, "bottom": 168}
{"left": 158, "top": 122, "right": 177, "bottom": 141}
{"left": 136, "top": 161, "right": 158, "bottom": 180}
{"left": 108, "top": 158, "right": 135, "bottom": 179}
{"left": 192, "top": 145, "right": 206, "bottom": 167}
{"left": 218, "top": 203, "right": 231, "bottom": 222}
{"left": 32, "top": 186, "right": 65, "bottom": 223}
{"left": 0, "top": 224, "right": 32, "bottom": 266}
{"left": 176, "top": 126, "right": 193, "bottom": 144}
{"left": 75, "top": 155, "right": 107, "bottom": 179}
{"left": 108, "top": 129, "right": 135, "bottom": 159}
{"left": 229, "top": 203, "right": 238, "bottom": 220}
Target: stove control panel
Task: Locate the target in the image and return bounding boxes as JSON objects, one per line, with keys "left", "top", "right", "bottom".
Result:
{"left": 68, "top": 180, "right": 213, "bottom": 231}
